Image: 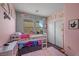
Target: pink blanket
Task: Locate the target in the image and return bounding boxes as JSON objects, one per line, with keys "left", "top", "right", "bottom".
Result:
{"left": 20, "top": 34, "right": 30, "bottom": 39}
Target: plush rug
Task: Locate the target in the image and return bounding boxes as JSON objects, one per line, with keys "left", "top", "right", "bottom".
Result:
{"left": 22, "top": 47, "right": 65, "bottom": 56}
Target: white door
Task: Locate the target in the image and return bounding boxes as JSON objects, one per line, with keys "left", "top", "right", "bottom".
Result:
{"left": 48, "top": 20, "right": 55, "bottom": 44}
{"left": 54, "top": 20, "right": 64, "bottom": 48}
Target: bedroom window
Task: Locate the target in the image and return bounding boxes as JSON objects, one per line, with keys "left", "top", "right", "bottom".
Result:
{"left": 23, "top": 19, "right": 45, "bottom": 34}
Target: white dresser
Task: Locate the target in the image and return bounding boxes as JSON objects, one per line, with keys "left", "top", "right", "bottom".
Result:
{"left": 0, "top": 41, "right": 18, "bottom": 56}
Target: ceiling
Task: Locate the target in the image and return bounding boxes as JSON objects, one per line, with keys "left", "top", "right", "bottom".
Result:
{"left": 13, "top": 3, "right": 64, "bottom": 17}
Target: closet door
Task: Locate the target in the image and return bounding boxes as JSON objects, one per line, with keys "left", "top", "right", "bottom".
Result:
{"left": 54, "top": 20, "right": 64, "bottom": 48}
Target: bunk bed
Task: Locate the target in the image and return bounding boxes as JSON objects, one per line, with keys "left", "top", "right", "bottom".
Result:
{"left": 18, "top": 34, "right": 47, "bottom": 49}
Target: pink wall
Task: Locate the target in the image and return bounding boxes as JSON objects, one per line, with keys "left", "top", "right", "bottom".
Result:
{"left": 0, "top": 4, "right": 16, "bottom": 47}
{"left": 64, "top": 4, "right": 79, "bottom": 55}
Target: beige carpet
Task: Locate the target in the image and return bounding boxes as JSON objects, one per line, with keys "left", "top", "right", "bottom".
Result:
{"left": 22, "top": 47, "right": 65, "bottom": 56}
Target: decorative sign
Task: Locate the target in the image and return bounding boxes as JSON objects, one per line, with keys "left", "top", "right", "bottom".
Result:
{"left": 68, "top": 19, "right": 79, "bottom": 29}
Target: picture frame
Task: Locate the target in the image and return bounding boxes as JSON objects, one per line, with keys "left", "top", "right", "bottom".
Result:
{"left": 4, "top": 12, "right": 10, "bottom": 20}
{"left": 1, "top": 3, "right": 11, "bottom": 20}
{"left": 1, "top": 3, "right": 10, "bottom": 14}
{"left": 68, "top": 19, "right": 79, "bottom": 29}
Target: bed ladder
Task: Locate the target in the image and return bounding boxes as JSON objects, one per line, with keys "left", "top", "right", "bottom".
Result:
{"left": 42, "top": 37, "right": 48, "bottom": 49}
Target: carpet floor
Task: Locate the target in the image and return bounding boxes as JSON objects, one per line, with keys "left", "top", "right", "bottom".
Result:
{"left": 18, "top": 42, "right": 65, "bottom": 56}
{"left": 22, "top": 47, "right": 65, "bottom": 56}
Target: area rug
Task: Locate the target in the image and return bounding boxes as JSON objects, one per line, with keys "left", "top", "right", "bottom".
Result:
{"left": 22, "top": 47, "right": 65, "bottom": 56}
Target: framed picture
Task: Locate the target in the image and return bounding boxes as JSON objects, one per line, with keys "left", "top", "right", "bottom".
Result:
{"left": 1, "top": 3, "right": 10, "bottom": 14}
{"left": 68, "top": 19, "right": 79, "bottom": 29}
{"left": 4, "top": 12, "right": 10, "bottom": 20}
{"left": 1, "top": 3, "right": 11, "bottom": 20}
